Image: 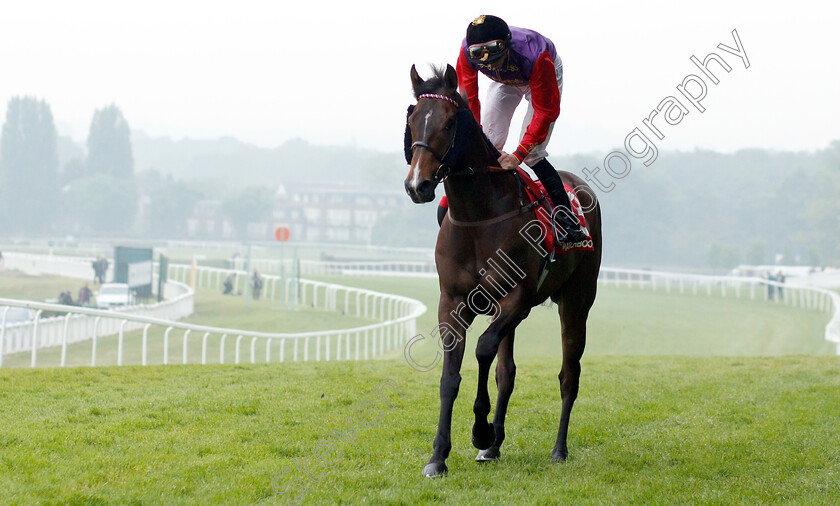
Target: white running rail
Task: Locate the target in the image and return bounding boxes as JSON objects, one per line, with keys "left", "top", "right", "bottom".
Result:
{"left": 597, "top": 267, "right": 840, "bottom": 354}
{"left": 0, "top": 253, "right": 427, "bottom": 368}
{"left": 209, "top": 260, "right": 840, "bottom": 355}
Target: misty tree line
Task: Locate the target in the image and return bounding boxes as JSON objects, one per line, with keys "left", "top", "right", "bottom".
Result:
{"left": 0, "top": 97, "right": 273, "bottom": 238}
{"left": 578, "top": 143, "right": 840, "bottom": 270}
{"left": 371, "top": 143, "right": 840, "bottom": 270}
{"left": 0, "top": 97, "right": 136, "bottom": 234}
{"left": 2, "top": 96, "right": 837, "bottom": 269}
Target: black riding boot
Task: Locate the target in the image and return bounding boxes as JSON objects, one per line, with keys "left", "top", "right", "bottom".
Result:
{"left": 437, "top": 204, "right": 448, "bottom": 227}
{"left": 530, "top": 159, "right": 589, "bottom": 242}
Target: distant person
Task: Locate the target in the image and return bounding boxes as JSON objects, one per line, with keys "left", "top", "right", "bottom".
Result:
{"left": 223, "top": 272, "right": 235, "bottom": 295}
{"left": 765, "top": 271, "right": 775, "bottom": 300}
{"left": 58, "top": 291, "right": 75, "bottom": 306}
{"left": 775, "top": 270, "right": 786, "bottom": 300}
{"left": 78, "top": 283, "right": 92, "bottom": 306}
{"left": 99, "top": 256, "right": 109, "bottom": 284}
{"left": 92, "top": 255, "right": 108, "bottom": 284}
{"left": 92, "top": 257, "right": 101, "bottom": 284}
{"left": 250, "top": 268, "right": 263, "bottom": 300}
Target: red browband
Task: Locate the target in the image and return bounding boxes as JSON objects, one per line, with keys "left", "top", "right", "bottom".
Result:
{"left": 417, "top": 93, "right": 459, "bottom": 108}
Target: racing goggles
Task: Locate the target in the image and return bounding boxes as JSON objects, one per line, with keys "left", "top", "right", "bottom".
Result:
{"left": 467, "top": 40, "right": 507, "bottom": 60}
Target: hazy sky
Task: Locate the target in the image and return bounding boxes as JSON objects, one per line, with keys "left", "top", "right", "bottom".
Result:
{"left": 1, "top": 0, "right": 837, "bottom": 156}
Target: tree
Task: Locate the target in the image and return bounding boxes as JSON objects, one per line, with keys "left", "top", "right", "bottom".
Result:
{"left": 221, "top": 186, "right": 273, "bottom": 239}
{"left": 61, "top": 157, "right": 86, "bottom": 186}
{"left": 148, "top": 177, "right": 204, "bottom": 237}
{"left": 87, "top": 104, "right": 133, "bottom": 179}
{"left": 747, "top": 239, "right": 767, "bottom": 266}
{"left": 0, "top": 96, "right": 60, "bottom": 233}
{"left": 65, "top": 174, "right": 138, "bottom": 234}
{"left": 706, "top": 242, "right": 739, "bottom": 271}
{"left": 82, "top": 104, "right": 138, "bottom": 231}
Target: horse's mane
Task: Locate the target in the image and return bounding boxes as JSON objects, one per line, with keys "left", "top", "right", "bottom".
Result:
{"left": 413, "top": 66, "right": 468, "bottom": 108}
{"left": 411, "top": 65, "right": 500, "bottom": 159}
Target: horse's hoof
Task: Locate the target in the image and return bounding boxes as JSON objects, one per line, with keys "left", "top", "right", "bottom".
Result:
{"left": 551, "top": 448, "right": 568, "bottom": 463}
{"left": 471, "top": 422, "right": 495, "bottom": 450}
{"left": 423, "top": 462, "right": 448, "bottom": 478}
{"left": 475, "top": 447, "right": 501, "bottom": 462}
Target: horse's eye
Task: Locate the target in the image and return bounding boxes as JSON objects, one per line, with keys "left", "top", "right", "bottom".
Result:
{"left": 444, "top": 120, "right": 455, "bottom": 131}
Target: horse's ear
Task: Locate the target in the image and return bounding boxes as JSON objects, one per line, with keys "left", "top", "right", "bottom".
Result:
{"left": 410, "top": 65, "right": 424, "bottom": 93}
{"left": 444, "top": 64, "right": 458, "bottom": 91}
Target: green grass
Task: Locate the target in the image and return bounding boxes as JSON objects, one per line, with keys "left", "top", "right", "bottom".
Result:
{"left": 0, "top": 356, "right": 838, "bottom": 504}
{"left": 310, "top": 275, "right": 835, "bottom": 358}
{"left": 1, "top": 271, "right": 837, "bottom": 503}
{"left": 0, "top": 271, "right": 88, "bottom": 303}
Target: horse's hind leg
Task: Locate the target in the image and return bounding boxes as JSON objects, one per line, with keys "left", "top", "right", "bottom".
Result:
{"left": 552, "top": 275, "right": 596, "bottom": 462}
{"left": 476, "top": 330, "right": 516, "bottom": 462}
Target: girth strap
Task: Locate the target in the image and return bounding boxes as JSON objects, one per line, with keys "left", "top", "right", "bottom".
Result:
{"left": 447, "top": 200, "right": 539, "bottom": 227}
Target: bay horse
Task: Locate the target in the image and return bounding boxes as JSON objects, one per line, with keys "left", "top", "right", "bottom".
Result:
{"left": 403, "top": 65, "right": 602, "bottom": 477}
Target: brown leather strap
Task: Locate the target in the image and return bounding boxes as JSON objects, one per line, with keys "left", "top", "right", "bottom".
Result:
{"left": 446, "top": 201, "right": 539, "bottom": 228}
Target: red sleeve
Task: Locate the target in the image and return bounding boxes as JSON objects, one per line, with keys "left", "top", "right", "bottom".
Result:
{"left": 456, "top": 48, "right": 481, "bottom": 123}
{"left": 513, "top": 50, "right": 561, "bottom": 163}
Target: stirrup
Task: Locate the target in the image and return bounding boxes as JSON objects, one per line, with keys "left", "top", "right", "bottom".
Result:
{"left": 553, "top": 213, "right": 588, "bottom": 243}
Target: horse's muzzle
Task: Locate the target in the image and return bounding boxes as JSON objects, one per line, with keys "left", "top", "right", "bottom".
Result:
{"left": 405, "top": 178, "right": 437, "bottom": 203}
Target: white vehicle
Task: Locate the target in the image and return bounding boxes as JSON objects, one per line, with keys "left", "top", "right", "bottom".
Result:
{"left": 95, "top": 283, "right": 135, "bottom": 309}
{"left": 1, "top": 306, "right": 37, "bottom": 324}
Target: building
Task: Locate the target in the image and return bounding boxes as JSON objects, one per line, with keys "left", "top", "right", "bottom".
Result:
{"left": 187, "top": 182, "right": 408, "bottom": 243}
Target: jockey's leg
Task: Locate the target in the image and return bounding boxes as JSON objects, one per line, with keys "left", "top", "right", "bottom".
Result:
{"left": 519, "top": 55, "right": 585, "bottom": 243}
{"left": 483, "top": 81, "right": 525, "bottom": 152}
{"left": 530, "top": 158, "right": 588, "bottom": 243}
{"left": 437, "top": 203, "right": 448, "bottom": 226}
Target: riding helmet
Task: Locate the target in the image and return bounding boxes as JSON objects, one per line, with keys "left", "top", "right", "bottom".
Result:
{"left": 466, "top": 15, "right": 510, "bottom": 45}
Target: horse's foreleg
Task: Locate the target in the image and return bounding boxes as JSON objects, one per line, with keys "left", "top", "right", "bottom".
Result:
{"left": 424, "top": 308, "right": 471, "bottom": 478}
{"left": 472, "top": 306, "right": 527, "bottom": 452}
{"left": 476, "top": 330, "right": 515, "bottom": 462}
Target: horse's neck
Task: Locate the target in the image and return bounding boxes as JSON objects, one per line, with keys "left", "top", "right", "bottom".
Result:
{"left": 444, "top": 171, "right": 519, "bottom": 222}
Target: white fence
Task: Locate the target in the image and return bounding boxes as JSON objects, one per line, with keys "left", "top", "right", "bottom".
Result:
{"left": 597, "top": 267, "right": 840, "bottom": 354}
{"left": 223, "top": 258, "right": 438, "bottom": 278}
{"left": 2, "top": 251, "right": 837, "bottom": 367}
{"left": 3, "top": 251, "right": 113, "bottom": 281}
{"left": 212, "top": 259, "right": 840, "bottom": 355}
{"left": 1, "top": 252, "right": 195, "bottom": 364}
{"left": 191, "top": 260, "right": 840, "bottom": 354}
{"left": 0, "top": 254, "right": 427, "bottom": 368}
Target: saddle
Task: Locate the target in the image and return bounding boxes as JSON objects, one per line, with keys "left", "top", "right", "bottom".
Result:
{"left": 513, "top": 168, "right": 593, "bottom": 257}
{"left": 437, "top": 168, "right": 593, "bottom": 257}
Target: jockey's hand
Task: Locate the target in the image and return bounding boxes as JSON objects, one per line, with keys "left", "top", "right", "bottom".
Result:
{"left": 497, "top": 151, "right": 520, "bottom": 170}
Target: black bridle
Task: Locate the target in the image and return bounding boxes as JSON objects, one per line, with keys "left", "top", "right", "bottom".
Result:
{"left": 410, "top": 140, "right": 461, "bottom": 182}
{"left": 408, "top": 94, "right": 476, "bottom": 182}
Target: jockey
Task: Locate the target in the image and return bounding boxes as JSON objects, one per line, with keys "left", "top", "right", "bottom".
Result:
{"left": 445, "top": 14, "right": 587, "bottom": 242}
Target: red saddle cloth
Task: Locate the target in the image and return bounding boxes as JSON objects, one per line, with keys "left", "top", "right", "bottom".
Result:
{"left": 438, "top": 168, "right": 593, "bottom": 256}
{"left": 515, "top": 168, "right": 593, "bottom": 256}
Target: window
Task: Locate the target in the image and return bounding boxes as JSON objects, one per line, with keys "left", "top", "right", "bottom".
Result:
{"left": 327, "top": 209, "right": 351, "bottom": 226}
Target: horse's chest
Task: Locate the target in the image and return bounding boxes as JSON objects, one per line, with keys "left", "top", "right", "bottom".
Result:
{"left": 448, "top": 255, "right": 525, "bottom": 302}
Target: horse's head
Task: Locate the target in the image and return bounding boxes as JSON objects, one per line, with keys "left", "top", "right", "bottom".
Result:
{"left": 404, "top": 64, "right": 463, "bottom": 203}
